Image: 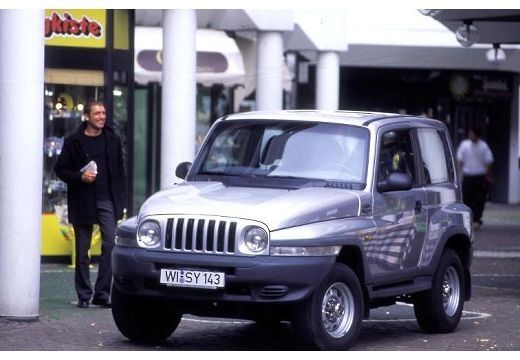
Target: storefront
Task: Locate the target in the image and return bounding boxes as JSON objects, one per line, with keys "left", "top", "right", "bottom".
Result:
{"left": 297, "top": 65, "right": 517, "bottom": 203}
{"left": 42, "top": 9, "right": 134, "bottom": 258}
{"left": 132, "top": 26, "right": 246, "bottom": 210}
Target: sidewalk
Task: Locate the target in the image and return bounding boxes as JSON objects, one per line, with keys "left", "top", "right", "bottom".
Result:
{"left": 0, "top": 202, "right": 519, "bottom": 350}
{"left": 473, "top": 202, "right": 520, "bottom": 252}
{"left": 479, "top": 201, "right": 520, "bottom": 227}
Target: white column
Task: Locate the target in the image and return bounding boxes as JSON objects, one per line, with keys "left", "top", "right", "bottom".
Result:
{"left": 256, "top": 31, "right": 284, "bottom": 111}
{"left": 509, "top": 82, "right": 520, "bottom": 203}
{"left": 316, "top": 51, "right": 340, "bottom": 110}
{"left": 161, "top": 9, "right": 196, "bottom": 189}
{"left": 0, "top": 9, "right": 44, "bottom": 319}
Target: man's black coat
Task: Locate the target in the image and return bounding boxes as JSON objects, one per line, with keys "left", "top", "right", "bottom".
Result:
{"left": 55, "top": 122, "right": 127, "bottom": 225}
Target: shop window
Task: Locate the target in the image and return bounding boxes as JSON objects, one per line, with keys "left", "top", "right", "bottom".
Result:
{"left": 112, "top": 84, "right": 129, "bottom": 165}
{"left": 43, "top": 84, "right": 104, "bottom": 215}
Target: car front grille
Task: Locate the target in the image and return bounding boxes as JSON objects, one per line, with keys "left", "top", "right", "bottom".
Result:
{"left": 163, "top": 217, "right": 237, "bottom": 255}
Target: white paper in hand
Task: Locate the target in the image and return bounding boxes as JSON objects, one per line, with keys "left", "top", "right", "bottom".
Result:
{"left": 80, "top": 160, "right": 97, "bottom": 174}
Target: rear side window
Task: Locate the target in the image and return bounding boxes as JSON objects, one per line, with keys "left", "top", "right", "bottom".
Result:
{"left": 417, "top": 128, "right": 453, "bottom": 184}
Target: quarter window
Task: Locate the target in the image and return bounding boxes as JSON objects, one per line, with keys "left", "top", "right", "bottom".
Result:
{"left": 417, "top": 129, "right": 451, "bottom": 184}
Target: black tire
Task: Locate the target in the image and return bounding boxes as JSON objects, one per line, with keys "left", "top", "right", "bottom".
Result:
{"left": 414, "top": 248, "right": 465, "bottom": 333}
{"left": 111, "top": 285, "right": 182, "bottom": 344}
{"left": 292, "top": 263, "right": 363, "bottom": 350}
{"left": 252, "top": 315, "right": 282, "bottom": 328}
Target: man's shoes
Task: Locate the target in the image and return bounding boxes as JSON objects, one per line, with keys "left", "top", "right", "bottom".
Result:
{"left": 473, "top": 221, "right": 482, "bottom": 231}
{"left": 77, "top": 300, "right": 90, "bottom": 308}
{"left": 92, "top": 298, "right": 111, "bottom": 308}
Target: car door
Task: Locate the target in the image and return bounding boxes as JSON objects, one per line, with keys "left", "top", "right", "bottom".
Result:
{"left": 368, "top": 126, "right": 428, "bottom": 283}
{"left": 415, "top": 126, "right": 459, "bottom": 268}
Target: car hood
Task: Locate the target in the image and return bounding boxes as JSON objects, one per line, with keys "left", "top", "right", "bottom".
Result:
{"left": 139, "top": 181, "right": 362, "bottom": 230}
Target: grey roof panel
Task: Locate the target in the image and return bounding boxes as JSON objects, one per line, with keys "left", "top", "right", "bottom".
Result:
{"left": 223, "top": 110, "right": 412, "bottom": 127}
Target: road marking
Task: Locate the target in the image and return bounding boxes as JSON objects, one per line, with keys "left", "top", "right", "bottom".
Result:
{"left": 42, "top": 269, "right": 74, "bottom": 273}
{"left": 181, "top": 304, "right": 492, "bottom": 325}
{"left": 182, "top": 317, "right": 253, "bottom": 325}
{"left": 364, "top": 309, "right": 491, "bottom": 322}
{"left": 473, "top": 273, "right": 520, "bottom": 277}
{"left": 474, "top": 250, "right": 520, "bottom": 259}
{"left": 362, "top": 303, "right": 492, "bottom": 322}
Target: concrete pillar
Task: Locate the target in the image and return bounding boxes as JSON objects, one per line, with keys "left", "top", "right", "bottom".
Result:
{"left": 509, "top": 80, "right": 520, "bottom": 203}
{"left": 316, "top": 51, "right": 340, "bottom": 110}
{"left": 256, "top": 31, "right": 284, "bottom": 111}
{"left": 161, "top": 9, "right": 196, "bottom": 188}
{"left": 0, "top": 9, "right": 44, "bottom": 319}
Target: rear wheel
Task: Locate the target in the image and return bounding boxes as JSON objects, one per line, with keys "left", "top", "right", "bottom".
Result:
{"left": 111, "top": 285, "right": 182, "bottom": 343}
{"left": 291, "top": 263, "right": 363, "bottom": 350}
{"left": 414, "top": 249, "right": 465, "bottom": 333}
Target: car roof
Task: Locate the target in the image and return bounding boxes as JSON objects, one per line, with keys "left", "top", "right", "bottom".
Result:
{"left": 222, "top": 110, "right": 442, "bottom": 128}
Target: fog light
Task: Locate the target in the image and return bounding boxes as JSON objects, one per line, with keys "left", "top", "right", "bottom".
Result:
{"left": 270, "top": 246, "right": 341, "bottom": 256}
{"left": 115, "top": 236, "right": 138, "bottom": 247}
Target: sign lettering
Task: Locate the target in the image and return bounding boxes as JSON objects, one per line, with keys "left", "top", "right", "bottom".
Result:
{"left": 44, "top": 10, "right": 106, "bottom": 48}
{"left": 45, "top": 12, "right": 102, "bottom": 39}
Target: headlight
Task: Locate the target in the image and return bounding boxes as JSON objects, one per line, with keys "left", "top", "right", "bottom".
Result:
{"left": 137, "top": 220, "right": 161, "bottom": 248}
{"left": 244, "top": 226, "right": 268, "bottom": 253}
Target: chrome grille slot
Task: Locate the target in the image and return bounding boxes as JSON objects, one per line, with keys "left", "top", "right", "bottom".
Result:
{"left": 165, "top": 218, "right": 173, "bottom": 249}
{"left": 174, "top": 218, "right": 184, "bottom": 250}
{"left": 195, "top": 219, "right": 205, "bottom": 251}
{"left": 165, "top": 216, "right": 238, "bottom": 255}
{"left": 186, "top": 218, "right": 195, "bottom": 250}
{"left": 217, "top": 221, "right": 226, "bottom": 252}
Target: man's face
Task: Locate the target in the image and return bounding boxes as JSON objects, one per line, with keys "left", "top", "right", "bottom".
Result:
{"left": 469, "top": 129, "right": 478, "bottom": 142}
{"left": 86, "top": 105, "right": 106, "bottom": 130}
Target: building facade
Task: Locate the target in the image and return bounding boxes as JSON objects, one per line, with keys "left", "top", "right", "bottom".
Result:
{"left": 42, "top": 9, "right": 134, "bottom": 257}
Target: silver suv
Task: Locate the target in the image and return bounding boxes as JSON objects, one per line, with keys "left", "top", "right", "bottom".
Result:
{"left": 111, "top": 110, "right": 473, "bottom": 350}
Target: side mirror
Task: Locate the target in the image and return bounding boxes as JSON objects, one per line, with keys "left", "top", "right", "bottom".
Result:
{"left": 378, "top": 172, "right": 413, "bottom": 192}
{"left": 175, "top": 162, "right": 192, "bottom": 180}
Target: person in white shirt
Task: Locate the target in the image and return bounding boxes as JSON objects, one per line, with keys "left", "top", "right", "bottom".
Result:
{"left": 456, "top": 126, "right": 494, "bottom": 230}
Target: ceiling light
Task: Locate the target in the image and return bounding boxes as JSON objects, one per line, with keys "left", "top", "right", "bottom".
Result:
{"left": 418, "top": 9, "right": 442, "bottom": 17}
{"left": 486, "top": 44, "right": 506, "bottom": 63}
{"left": 455, "top": 21, "right": 479, "bottom": 47}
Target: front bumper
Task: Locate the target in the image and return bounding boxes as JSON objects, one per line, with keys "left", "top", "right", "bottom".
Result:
{"left": 112, "top": 245, "right": 335, "bottom": 304}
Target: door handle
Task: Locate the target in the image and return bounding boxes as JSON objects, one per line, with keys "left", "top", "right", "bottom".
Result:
{"left": 361, "top": 204, "right": 372, "bottom": 214}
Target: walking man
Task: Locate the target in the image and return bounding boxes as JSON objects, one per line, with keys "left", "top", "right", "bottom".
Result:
{"left": 456, "top": 126, "right": 494, "bottom": 230}
{"left": 55, "top": 100, "right": 127, "bottom": 308}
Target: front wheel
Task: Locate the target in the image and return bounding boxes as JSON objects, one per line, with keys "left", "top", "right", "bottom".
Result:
{"left": 291, "top": 263, "right": 363, "bottom": 350}
{"left": 111, "top": 285, "right": 182, "bottom": 344}
{"left": 414, "top": 248, "right": 465, "bottom": 333}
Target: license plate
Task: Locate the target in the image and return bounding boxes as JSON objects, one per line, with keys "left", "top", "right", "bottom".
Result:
{"left": 160, "top": 269, "right": 225, "bottom": 289}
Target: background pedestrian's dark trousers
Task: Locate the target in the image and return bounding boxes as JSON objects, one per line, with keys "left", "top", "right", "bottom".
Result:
{"left": 73, "top": 200, "right": 117, "bottom": 302}
{"left": 462, "top": 174, "right": 488, "bottom": 224}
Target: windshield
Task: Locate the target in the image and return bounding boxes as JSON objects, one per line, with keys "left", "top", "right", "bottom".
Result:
{"left": 191, "top": 120, "right": 369, "bottom": 188}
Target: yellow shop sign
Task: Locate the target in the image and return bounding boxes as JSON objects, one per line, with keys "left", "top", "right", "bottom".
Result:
{"left": 45, "top": 10, "right": 106, "bottom": 48}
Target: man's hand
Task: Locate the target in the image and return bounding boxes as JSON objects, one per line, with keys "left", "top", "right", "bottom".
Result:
{"left": 81, "top": 171, "right": 97, "bottom": 183}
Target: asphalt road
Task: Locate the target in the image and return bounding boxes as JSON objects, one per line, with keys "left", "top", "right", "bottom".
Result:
{"left": 0, "top": 202, "right": 519, "bottom": 351}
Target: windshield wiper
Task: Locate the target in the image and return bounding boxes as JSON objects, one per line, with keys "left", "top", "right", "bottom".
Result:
{"left": 197, "top": 170, "right": 242, "bottom": 177}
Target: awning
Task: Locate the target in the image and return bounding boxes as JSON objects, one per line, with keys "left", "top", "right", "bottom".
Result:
{"left": 135, "top": 27, "right": 246, "bottom": 87}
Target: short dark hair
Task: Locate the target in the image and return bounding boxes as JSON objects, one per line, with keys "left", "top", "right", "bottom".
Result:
{"left": 84, "top": 100, "right": 105, "bottom": 115}
{"left": 469, "top": 125, "right": 482, "bottom": 138}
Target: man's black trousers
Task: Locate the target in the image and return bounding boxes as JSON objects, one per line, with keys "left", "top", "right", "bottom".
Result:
{"left": 462, "top": 174, "right": 488, "bottom": 224}
{"left": 73, "top": 200, "right": 117, "bottom": 302}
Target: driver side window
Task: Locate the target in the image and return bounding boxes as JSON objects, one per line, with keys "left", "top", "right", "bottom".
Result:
{"left": 377, "top": 130, "right": 416, "bottom": 185}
